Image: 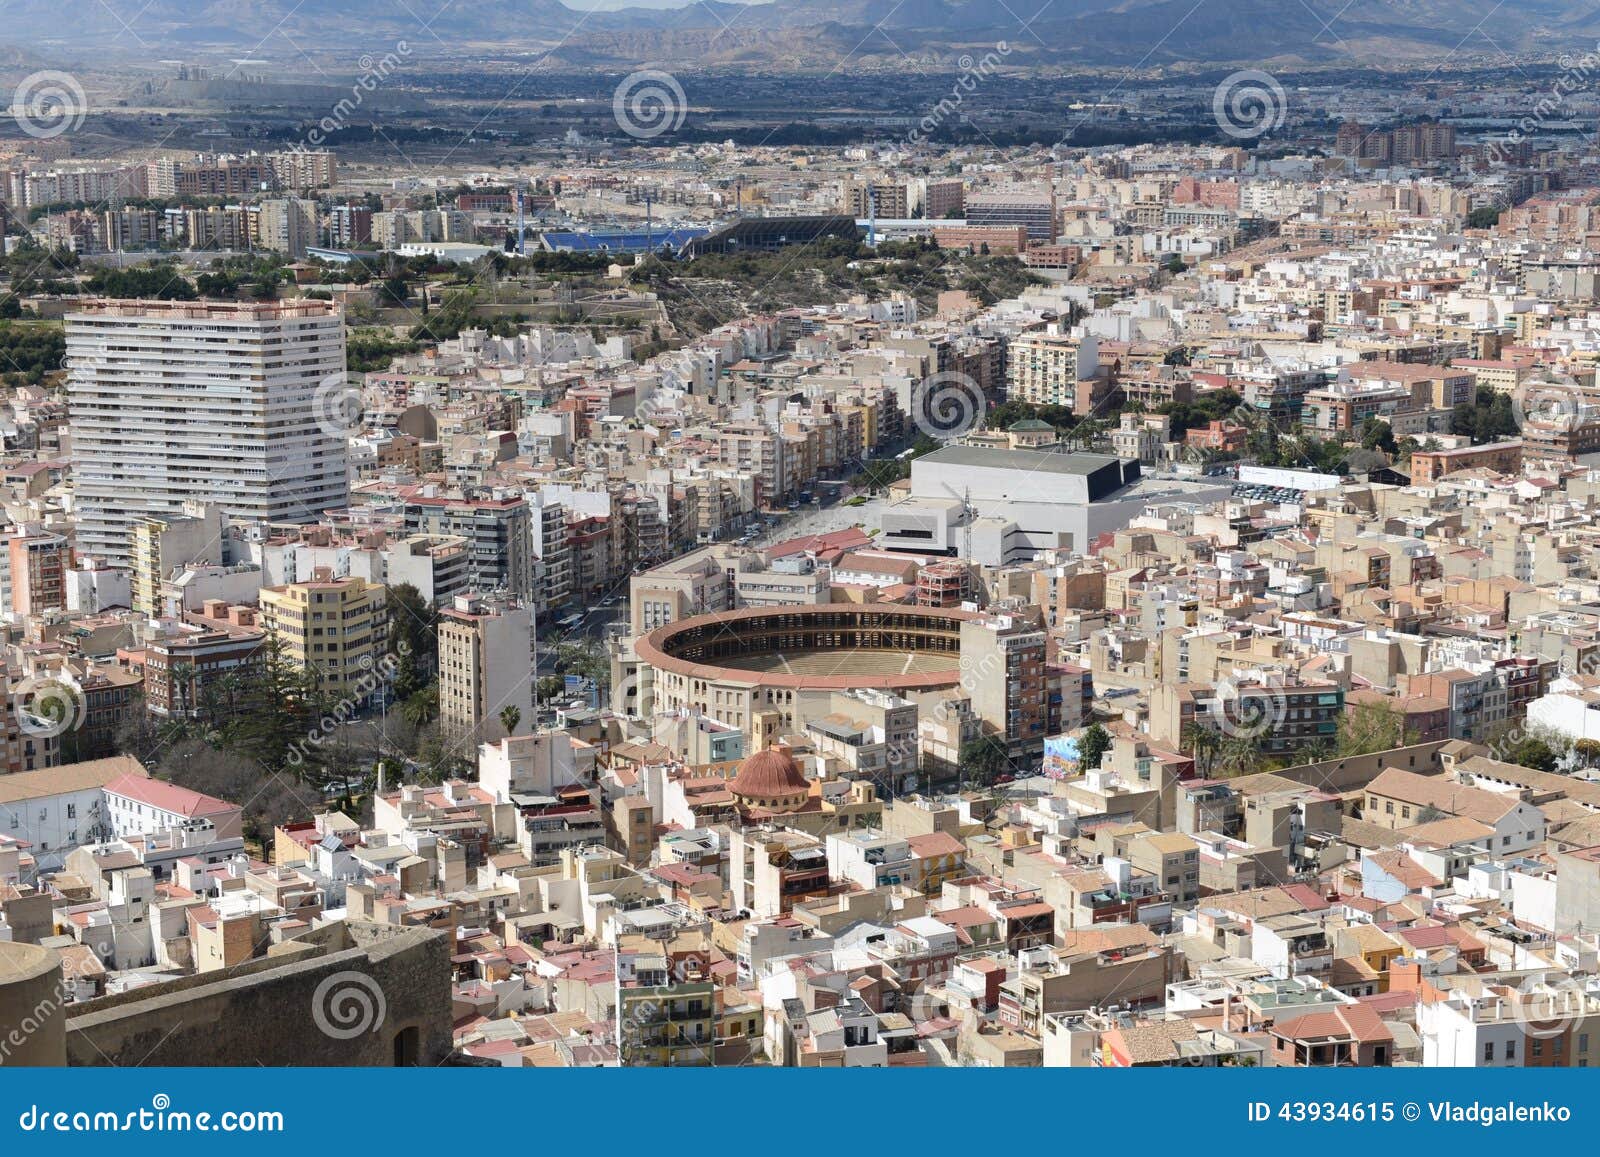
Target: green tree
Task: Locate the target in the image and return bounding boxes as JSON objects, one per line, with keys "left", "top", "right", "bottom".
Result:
{"left": 230, "top": 635, "right": 320, "bottom": 775}
{"left": 1504, "top": 736, "right": 1555, "bottom": 774}
{"left": 1183, "top": 721, "right": 1224, "bottom": 780}
{"left": 381, "top": 275, "right": 411, "bottom": 306}
{"left": 535, "top": 675, "right": 565, "bottom": 707}
{"left": 1220, "top": 733, "right": 1261, "bottom": 778}
{"left": 387, "top": 582, "right": 437, "bottom": 665}
{"left": 958, "top": 734, "right": 1011, "bottom": 788}
{"left": 499, "top": 704, "right": 523, "bottom": 738}
{"left": 401, "top": 686, "right": 440, "bottom": 729}
{"left": 1078, "top": 723, "right": 1111, "bottom": 773}
{"left": 1336, "top": 701, "right": 1410, "bottom": 757}
{"left": 83, "top": 264, "right": 198, "bottom": 300}
{"left": 1359, "top": 418, "right": 1397, "bottom": 455}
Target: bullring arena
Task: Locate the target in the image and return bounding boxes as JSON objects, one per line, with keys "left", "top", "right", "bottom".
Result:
{"left": 628, "top": 603, "right": 978, "bottom": 732}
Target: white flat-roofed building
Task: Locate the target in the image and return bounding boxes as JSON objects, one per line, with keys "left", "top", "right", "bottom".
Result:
{"left": 878, "top": 445, "right": 1233, "bottom": 564}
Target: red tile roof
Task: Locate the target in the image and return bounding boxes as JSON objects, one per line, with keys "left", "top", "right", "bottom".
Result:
{"left": 105, "top": 772, "right": 236, "bottom": 818}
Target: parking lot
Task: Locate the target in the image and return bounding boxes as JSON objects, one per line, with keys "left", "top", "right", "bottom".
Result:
{"left": 748, "top": 493, "right": 889, "bottom": 547}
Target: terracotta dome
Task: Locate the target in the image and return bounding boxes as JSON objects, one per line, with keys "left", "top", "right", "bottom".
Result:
{"left": 731, "top": 746, "right": 810, "bottom": 802}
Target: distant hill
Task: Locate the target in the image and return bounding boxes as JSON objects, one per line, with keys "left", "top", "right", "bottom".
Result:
{"left": 0, "top": 0, "right": 1593, "bottom": 67}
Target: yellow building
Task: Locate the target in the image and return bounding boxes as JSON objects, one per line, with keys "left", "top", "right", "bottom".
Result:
{"left": 258, "top": 575, "right": 387, "bottom": 695}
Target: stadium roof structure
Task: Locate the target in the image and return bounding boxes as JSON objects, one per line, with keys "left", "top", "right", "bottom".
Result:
{"left": 681, "top": 215, "right": 862, "bottom": 257}
{"left": 538, "top": 227, "right": 709, "bottom": 254}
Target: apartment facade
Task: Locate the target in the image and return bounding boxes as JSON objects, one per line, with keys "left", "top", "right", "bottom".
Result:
{"left": 66, "top": 300, "right": 349, "bottom": 567}
{"left": 437, "top": 594, "right": 535, "bottom": 744}
{"left": 258, "top": 576, "right": 386, "bottom": 697}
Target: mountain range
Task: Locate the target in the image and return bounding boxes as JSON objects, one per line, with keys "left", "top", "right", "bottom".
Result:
{"left": 1, "top": 0, "right": 1595, "bottom": 68}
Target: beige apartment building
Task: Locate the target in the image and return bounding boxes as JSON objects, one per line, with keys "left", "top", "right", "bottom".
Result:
{"left": 258, "top": 575, "right": 386, "bottom": 697}
{"left": 437, "top": 593, "right": 534, "bottom": 744}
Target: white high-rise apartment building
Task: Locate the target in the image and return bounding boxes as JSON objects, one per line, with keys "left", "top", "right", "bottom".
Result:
{"left": 66, "top": 299, "right": 350, "bottom": 566}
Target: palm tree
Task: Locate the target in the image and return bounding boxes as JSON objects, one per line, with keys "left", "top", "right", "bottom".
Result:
{"left": 401, "top": 687, "right": 439, "bottom": 729}
{"left": 217, "top": 669, "right": 246, "bottom": 719}
{"left": 170, "top": 662, "right": 197, "bottom": 719}
{"left": 499, "top": 704, "right": 522, "bottom": 738}
{"left": 1182, "top": 721, "right": 1223, "bottom": 779}
{"left": 1221, "top": 734, "right": 1261, "bottom": 778}
{"left": 1298, "top": 739, "right": 1331, "bottom": 766}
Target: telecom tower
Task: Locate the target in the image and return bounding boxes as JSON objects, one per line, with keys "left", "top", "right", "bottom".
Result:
{"left": 515, "top": 186, "right": 526, "bottom": 256}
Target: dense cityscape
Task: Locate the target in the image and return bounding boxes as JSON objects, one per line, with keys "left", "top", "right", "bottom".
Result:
{"left": 1, "top": 2, "right": 1600, "bottom": 1080}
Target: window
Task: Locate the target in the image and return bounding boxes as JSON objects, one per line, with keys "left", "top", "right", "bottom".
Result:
{"left": 1483, "top": 1042, "right": 1494, "bottom": 1063}
{"left": 1504, "top": 1040, "right": 1516, "bottom": 1060}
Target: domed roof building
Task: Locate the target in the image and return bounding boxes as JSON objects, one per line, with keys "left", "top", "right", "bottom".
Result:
{"left": 730, "top": 745, "right": 811, "bottom": 813}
